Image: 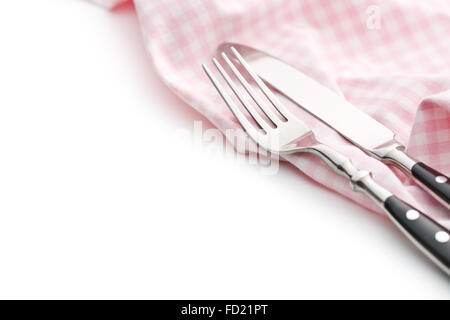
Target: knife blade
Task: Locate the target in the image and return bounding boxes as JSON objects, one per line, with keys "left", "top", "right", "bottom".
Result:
{"left": 218, "top": 43, "right": 450, "bottom": 209}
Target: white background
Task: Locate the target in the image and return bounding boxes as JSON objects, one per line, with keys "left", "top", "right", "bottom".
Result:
{"left": 0, "top": 0, "right": 448, "bottom": 299}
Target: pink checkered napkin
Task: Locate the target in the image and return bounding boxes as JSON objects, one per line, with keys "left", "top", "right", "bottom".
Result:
{"left": 91, "top": 0, "right": 450, "bottom": 226}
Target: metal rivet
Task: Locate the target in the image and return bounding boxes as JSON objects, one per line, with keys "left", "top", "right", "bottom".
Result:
{"left": 406, "top": 209, "right": 420, "bottom": 221}
{"left": 435, "top": 231, "right": 450, "bottom": 243}
{"left": 435, "top": 176, "right": 448, "bottom": 184}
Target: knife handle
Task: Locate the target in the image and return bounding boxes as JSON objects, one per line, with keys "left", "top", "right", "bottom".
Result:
{"left": 411, "top": 162, "right": 450, "bottom": 208}
{"left": 384, "top": 196, "right": 450, "bottom": 275}
{"left": 375, "top": 146, "right": 450, "bottom": 209}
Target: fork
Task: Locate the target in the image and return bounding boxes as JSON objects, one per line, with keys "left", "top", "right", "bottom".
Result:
{"left": 202, "top": 47, "right": 450, "bottom": 275}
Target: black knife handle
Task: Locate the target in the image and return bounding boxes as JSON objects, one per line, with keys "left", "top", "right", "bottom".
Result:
{"left": 411, "top": 162, "right": 450, "bottom": 207}
{"left": 384, "top": 195, "right": 450, "bottom": 274}
{"left": 373, "top": 147, "right": 450, "bottom": 209}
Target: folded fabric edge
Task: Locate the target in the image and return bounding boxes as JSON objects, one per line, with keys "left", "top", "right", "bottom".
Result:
{"left": 88, "top": 0, "right": 131, "bottom": 10}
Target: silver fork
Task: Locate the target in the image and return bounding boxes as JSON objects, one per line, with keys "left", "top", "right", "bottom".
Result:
{"left": 202, "top": 47, "right": 450, "bottom": 275}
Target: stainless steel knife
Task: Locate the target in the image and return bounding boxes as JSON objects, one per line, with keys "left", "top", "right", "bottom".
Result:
{"left": 219, "top": 43, "right": 450, "bottom": 209}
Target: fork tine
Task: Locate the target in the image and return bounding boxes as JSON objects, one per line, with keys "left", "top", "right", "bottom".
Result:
{"left": 202, "top": 63, "right": 259, "bottom": 138}
{"left": 221, "top": 52, "right": 282, "bottom": 127}
{"left": 230, "top": 46, "right": 292, "bottom": 121}
{"left": 212, "top": 58, "right": 272, "bottom": 133}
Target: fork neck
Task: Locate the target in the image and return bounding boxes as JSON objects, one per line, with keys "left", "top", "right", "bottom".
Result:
{"left": 285, "top": 144, "right": 392, "bottom": 206}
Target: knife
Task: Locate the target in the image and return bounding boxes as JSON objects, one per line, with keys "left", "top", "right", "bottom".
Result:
{"left": 219, "top": 43, "right": 450, "bottom": 209}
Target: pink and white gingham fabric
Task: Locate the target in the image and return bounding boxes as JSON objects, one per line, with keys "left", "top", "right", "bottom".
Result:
{"left": 90, "top": 0, "right": 450, "bottom": 225}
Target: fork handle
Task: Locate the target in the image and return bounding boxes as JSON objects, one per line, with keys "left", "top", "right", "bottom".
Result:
{"left": 384, "top": 196, "right": 450, "bottom": 274}
{"left": 305, "top": 144, "right": 450, "bottom": 275}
